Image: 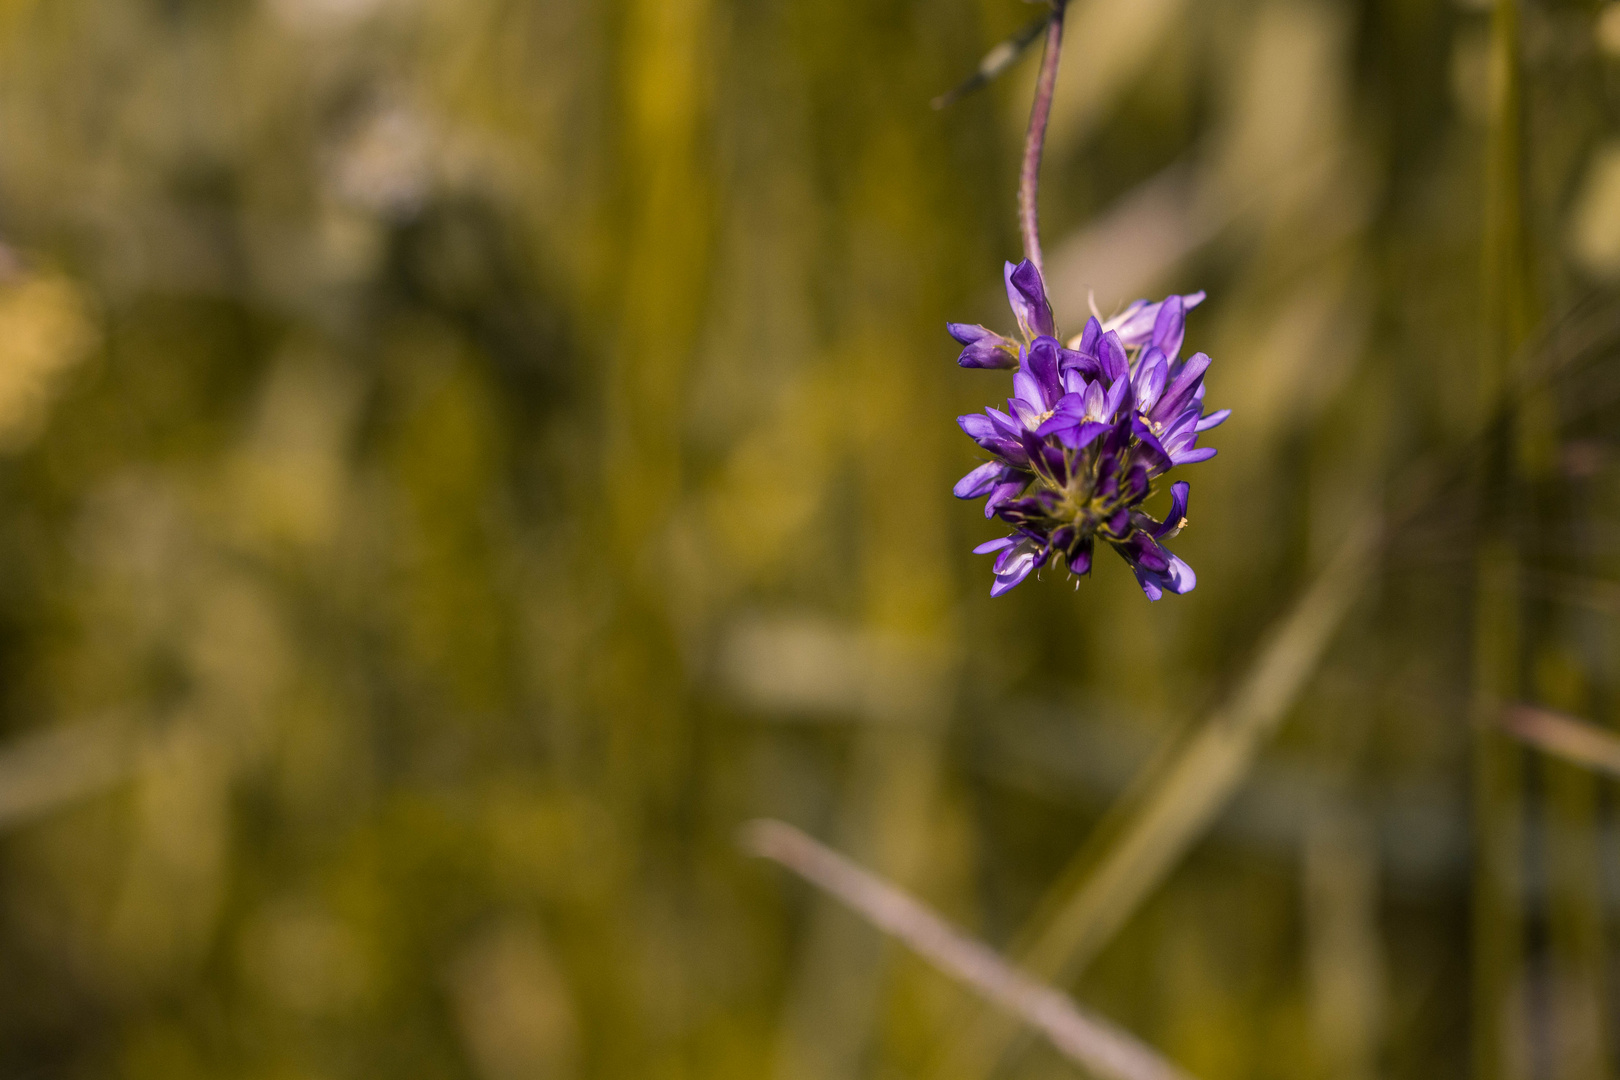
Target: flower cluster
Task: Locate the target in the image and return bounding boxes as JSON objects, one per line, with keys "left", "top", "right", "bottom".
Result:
{"left": 950, "top": 260, "right": 1227, "bottom": 598}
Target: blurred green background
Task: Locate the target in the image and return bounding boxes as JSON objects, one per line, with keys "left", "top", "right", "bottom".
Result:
{"left": 0, "top": 0, "right": 1617, "bottom": 1078}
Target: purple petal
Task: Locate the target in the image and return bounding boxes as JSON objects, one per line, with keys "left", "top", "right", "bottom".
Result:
{"left": 957, "top": 343, "right": 1018, "bottom": 369}
{"left": 990, "top": 573, "right": 1027, "bottom": 598}
{"left": 948, "top": 322, "right": 993, "bottom": 345}
{"left": 1017, "top": 427, "right": 1049, "bottom": 468}
{"left": 1170, "top": 446, "right": 1218, "bottom": 465}
{"left": 1135, "top": 545, "right": 1170, "bottom": 575}
{"left": 1106, "top": 292, "right": 1206, "bottom": 348}
{"left": 1058, "top": 346, "right": 1100, "bottom": 382}
{"left": 994, "top": 495, "right": 1042, "bottom": 523}
{"left": 1068, "top": 539, "right": 1093, "bottom": 575}
{"left": 1122, "top": 463, "right": 1150, "bottom": 503}
{"left": 953, "top": 461, "right": 1005, "bottom": 499}
{"left": 1055, "top": 420, "right": 1110, "bottom": 451}
{"left": 1195, "top": 408, "right": 1231, "bottom": 432}
{"left": 1132, "top": 348, "right": 1169, "bottom": 415}
{"left": 1098, "top": 331, "right": 1129, "bottom": 385}
{"left": 990, "top": 545, "right": 1042, "bottom": 597}
{"left": 1134, "top": 569, "right": 1165, "bottom": 601}
{"left": 1160, "top": 410, "right": 1200, "bottom": 448}
{"left": 985, "top": 480, "right": 1025, "bottom": 517}
{"left": 1081, "top": 380, "right": 1106, "bottom": 419}
{"left": 1009, "top": 395, "right": 1042, "bottom": 431}
{"left": 1165, "top": 553, "right": 1196, "bottom": 592}
{"left": 1095, "top": 469, "right": 1119, "bottom": 504}
{"left": 1026, "top": 336, "right": 1064, "bottom": 407}
{"left": 1130, "top": 415, "right": 1174, "bottom": 474}
{"left": 1126, "top": 546, "right": 1195, "bottom": 601}
{"left": 1106, "top": 300, "right": 1155, "bottom": 345}
{"left": 1035, "top": 442, "right": 1069, "bottom": 484}
{"left": 1035, "top": 414, "right": 1079, "bottom": 440}
{"left": 1166, "top": 482, "right": 1192, "bottom": 531}
{"left": 1004, "top": 260, "right": 1056, "bottom": 341}
{"left": 985, "top": 407, "right": 1020, "bottom": 437}
{"left": 1101, "top": 377, "right": 1129, "bottom": 422}
{"left": 1118, "top": 532, "right": 1171, "bottom": 573}
{"left": 1012, "top": 373, "right": 1045, "bottom": 414}
{"left": 1149, "top": 352, "right": 1211, "bottom": 425}
{"left": 982, "top": 437, "right": 1029, "bottom": 466}
{"left": 1149, "top": 296, "right": 1186, "bottom": 361}
{"left": 1048, "top": 391, "right": 1087, "bottom": 416}
{"left": 1070, "top": 316, "right": 1102, "bottom": 357}
{"left": 973, "top": 536, "right": 1015, "bottom": 555}
{"left": 949, "top": 323, "right": 1019, "bottom": 368}
{"left": 1167, "top": 479, "right": 1190, "bottom": 520}
{"left": 1147, "top": 481, "right": 1190, "bottom": 539}
{"left": 958, "top": 414, "right": 996, "bottom": 439}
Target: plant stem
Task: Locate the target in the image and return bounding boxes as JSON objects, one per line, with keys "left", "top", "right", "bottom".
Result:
{"left": 742, "top": 820, "right": 1195, "bottom": 1080}
{"left": 1019, "top": 3, "right": 1065, "bottom": 274}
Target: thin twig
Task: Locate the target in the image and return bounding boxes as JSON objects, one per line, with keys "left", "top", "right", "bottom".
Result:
{"left": 1019, "top": 2, "right": 1066, "bottom": 274}
{"left": 742, "top": 819, "right": 1196, "bottom": 1080}
{"left": 1499, "top": 704, "right": 1620, "bottom": 779}
{"left": 932, "top": 14, "right": 1055, "bottom": 111}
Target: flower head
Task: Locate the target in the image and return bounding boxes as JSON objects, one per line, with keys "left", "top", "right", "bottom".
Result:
{"left": 951, "top": 260, "right": 1226, "bottom": 599}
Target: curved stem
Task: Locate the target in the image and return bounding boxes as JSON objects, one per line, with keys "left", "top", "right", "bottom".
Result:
{"left": 1019, "top": 2, "right": 1066, "bottom": 274}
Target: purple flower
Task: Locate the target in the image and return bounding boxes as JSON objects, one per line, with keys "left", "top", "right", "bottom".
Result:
{"left": 948, "top": 323, "right": 1019, "bottom": 369}
{"left": 1006, "top": 260, "right": 1056, "bottom": 341}
{"left": 949, "top": 261, "right": 1225, "bottom": 599}
{"left": 974, "top": 535, "right": 1048, "bottom": 597}
{"left": 1094, "top": 291, "right": 1206, "bottom": 356}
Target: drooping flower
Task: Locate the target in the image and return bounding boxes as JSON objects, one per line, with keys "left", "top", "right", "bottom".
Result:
{"left": 951, "top": 260, "right": 1226, "bottom": 599}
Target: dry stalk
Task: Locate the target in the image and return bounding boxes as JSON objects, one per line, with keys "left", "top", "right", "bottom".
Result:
{"left": 742, "top": 819, "right": 1197, "bottom": 1080}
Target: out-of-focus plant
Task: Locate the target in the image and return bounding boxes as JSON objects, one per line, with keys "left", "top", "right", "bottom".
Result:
{"left": 0, "top": 2, "right": 1618, "bottom": 1080}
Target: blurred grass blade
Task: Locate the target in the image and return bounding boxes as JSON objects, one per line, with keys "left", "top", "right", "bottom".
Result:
{"left": 1473, "top": 0, "right": 1532, "bottom": 1072}
{"left": 932, "top": 13, "right": 1054, "bottom": 110}
{"left": 1500, "top": 704, "right": 1620, "bottom": 778}
{"left": 743, "top": 820, "right": 1198, "bottom": 1080}
{"left": 935, "top": 517, "right": 1380, "bottom": 1080}
{"left": 0, "top": 717, "right": 132, "bottom": 828}
{"left": 1471, "top": 545, "right": 1526, "bottom": 1080}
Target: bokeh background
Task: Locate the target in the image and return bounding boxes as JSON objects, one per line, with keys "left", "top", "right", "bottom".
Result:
{"left": 0, "top": 0, "right": 1617, "bottom": 1078}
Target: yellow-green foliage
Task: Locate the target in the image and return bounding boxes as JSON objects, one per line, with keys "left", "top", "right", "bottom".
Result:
{"left": 0, "top": 1, "right": 1613, "bottom": 1079}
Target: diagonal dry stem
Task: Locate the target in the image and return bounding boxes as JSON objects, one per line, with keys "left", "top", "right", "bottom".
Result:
{"left": 934, "top": 516, "right": 1381, "bottom": 1080}
{"left": 743, "top": 819, "right": 1197, "bottom": 1080}
{"left": 1499, "top": 703, "right": 1620, "bottom": 779}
